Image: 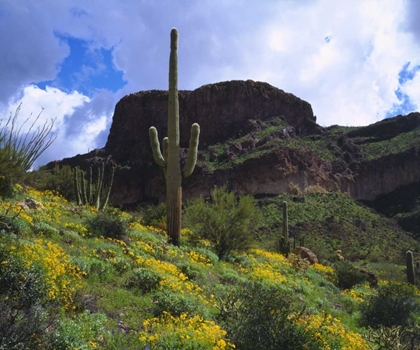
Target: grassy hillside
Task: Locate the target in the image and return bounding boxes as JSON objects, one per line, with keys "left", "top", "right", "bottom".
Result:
{"left": 1, "top": 184, "right": 420, "bottom": 349}
{"left": 256, "top": 191, "right": 420, "bottom": 263}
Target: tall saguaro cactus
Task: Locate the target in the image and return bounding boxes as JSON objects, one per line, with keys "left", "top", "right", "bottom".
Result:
{"left": 149, "top": 28, "right": 200, "bottom": 246}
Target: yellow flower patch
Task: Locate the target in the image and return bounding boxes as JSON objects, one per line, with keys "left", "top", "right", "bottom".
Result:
{"left": 139, "top": 312, "right": 235, "bottom": 349}
{"left": 12, "top": 238, "right": 83, "bottom": 308}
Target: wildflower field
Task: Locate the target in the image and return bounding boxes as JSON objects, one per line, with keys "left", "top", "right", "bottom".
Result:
{"left": 1, "top": 185, "right": 420, "bottom": 349}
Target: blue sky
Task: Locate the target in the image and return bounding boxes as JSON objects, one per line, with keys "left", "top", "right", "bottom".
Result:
{"left": 1, "top": 0, "right": 420, "bottom": 168}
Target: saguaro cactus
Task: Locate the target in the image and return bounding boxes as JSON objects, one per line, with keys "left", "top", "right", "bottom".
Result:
{"left": 406, "top": 250, "right": 415, "bottom": 285}
{"left": 149, "top": 28, "right": 200, "bottom": 246}
{"left": 280, "top": 201, "right": 290, "bottom": 255}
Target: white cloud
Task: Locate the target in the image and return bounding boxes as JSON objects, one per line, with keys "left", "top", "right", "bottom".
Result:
{"left": 3, "top": 0, "right": 420, "bottom": 166}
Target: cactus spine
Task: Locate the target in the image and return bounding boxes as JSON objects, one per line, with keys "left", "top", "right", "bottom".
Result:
{"left": 406, "top": 250, "right": 415, "bottom": 285}
{"left": 73, "top": 163, "right": 115, "bottom": 211}
{"left": 149, "top": 28, "right": 200, "bottom": 246}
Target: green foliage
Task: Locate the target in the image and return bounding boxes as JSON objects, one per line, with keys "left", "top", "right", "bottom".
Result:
{"left": 220, "top": 281, "right": 322, "bottom": 350}
{"left": 364, "top": 324, "right": 420, "bottom": 350}
{"left": 126, "top": 267, "right": 162, "bottom": 294}
{"left": 26, "top": 164, "right": 75, "bottom": 201}
{"left": 152, "top": 289, "right": 210, "bottom": 319}
{"left": 0, "top": 103, "right": 56, "bottom": 197}
{"left": 139, "top": 202, "right": 167, "bottom": 226}
{"left": 84, "top": 211, "right": 128, "bottom": 239}
{"left": 360, "top": 282, "right": 420, "bottom": 328}
{"left": 50, "top": 311, "right": 107, "bottom": 350}
{"left": 333, "top": 261, "right": 367, "bottom": 289}
{"left": 183, "top": 186, "right": 262, "bottom": 260}
{"left": 0, "top": 246, "right": 52, "bottom": 349}
{"left": 257, "top": 192, "right": 419, "bottom": 263}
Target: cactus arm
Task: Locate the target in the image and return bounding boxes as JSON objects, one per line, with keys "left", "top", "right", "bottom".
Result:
{"left": 149, "top": 127, "right": 167, "bottom": 168}
{"left": 163, "top": 137, "right": 169, "bottom": 161}
{"left": 183, "top": 123, "right": 200, "bottom": 178}
{"left": 407, "top": 250, "right": 415, "bottom": 285}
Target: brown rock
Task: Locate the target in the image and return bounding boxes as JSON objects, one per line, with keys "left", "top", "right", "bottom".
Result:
{"left": 293, "top": 247, "right": 319, "bottom": 265}
{"left": 18, "top": 198, "right": 44, "bottom": 210}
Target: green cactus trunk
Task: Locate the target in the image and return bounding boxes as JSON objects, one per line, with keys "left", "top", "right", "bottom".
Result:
{"left": 166, "top": 28, "right": 182, "bottom": 246}
{"left": 149, "top": 28, "right": 200, "bottom": 246}
{"left": 280, "top": 201, "right": 290, "bottom": 255}
{"left": 407, "top": 250, "right": 415, "bottom": 285}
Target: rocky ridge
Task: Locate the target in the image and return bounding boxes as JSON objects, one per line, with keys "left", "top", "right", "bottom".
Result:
{"left": 50, "top": 80, "right": 420, "bottom": 234}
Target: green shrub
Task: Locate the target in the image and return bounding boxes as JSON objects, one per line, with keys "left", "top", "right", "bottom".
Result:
{"left": 139, "top": 202, "right": 166, "bottom": 226}
{"left": 333, "top": 261, "right": 367, "bottom": 289}
{"left": 33, "top": 221, "right": 59, "bottom": 237}
{"left": 84, "top": 211, "right": 128, "bottom": 239}
{"left": 71, "top": 256, "right": 113, "bottom": 283}
{"left": 126, "top": 268, "right": 162, "bottom": 294}
{"left": 27, "top": 164, "right": 75, "bottom": 201}
{"left": 0, "top": 250, "right": 52, "bottom": 349}
{"left": 152, "top": 290, "right": 210, "bottom": 319}
{"left": 220, "top": 281, "right": 322, "bottom": 350}
{"left": 175, "top": 261, "right": 204, "bottom": 280}
{"left": 360, "top": 282, "right": 420, "bottom": 328}
{"left": 183, "top": 186, "right": 262, "bottom": 260}
{"left": 50, "top": 311, "right": 107, "bottom": 350}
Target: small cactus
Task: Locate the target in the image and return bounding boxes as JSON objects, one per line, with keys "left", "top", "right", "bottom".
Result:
{"left": 406, "top": 250, "right": 415, "bottom": 285}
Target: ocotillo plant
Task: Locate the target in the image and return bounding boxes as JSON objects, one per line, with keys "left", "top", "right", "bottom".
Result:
{"left": 406, "top": 250, "right": 415, "bottom": 285}
{"left": 74, "top": 162, "right": 115, "bottom": 211}
{"left": 149, "top": 28, "right": 200, "bottom": 246}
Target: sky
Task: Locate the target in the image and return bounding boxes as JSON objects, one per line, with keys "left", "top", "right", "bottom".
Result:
{"left": 1, "top": 0, "right": 420, "bottom": 168}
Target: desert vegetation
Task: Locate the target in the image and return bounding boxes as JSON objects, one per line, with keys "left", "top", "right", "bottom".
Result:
{"left": 2, "top": 28, "right": 420, "bottom": 349}
{"left": 0, "top": 167, "right": 420, "bottom": 349}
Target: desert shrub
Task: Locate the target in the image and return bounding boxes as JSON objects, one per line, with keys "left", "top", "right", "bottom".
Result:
{"left": 183, "top": 186, "right": 262, "bottom": 260}
{"left": 152, "top": 290, "right": 210, "bottom": 319}
{"left": 360, "top": 282, "right": 420, "bottom": 328}
{"left": 333, "top": 261, "right": 367, "bottom": 289}
{"left": 126, "top": 268, "right": 162, "bottom": 294}
{"left": 220, "top": 281, "right": 322, "bottom": 350}
{"left": 287, "top": 253, "right": 311, "bottom": 272}
{"left": 363, "top": 324, "right": 420, "bottom": 349}
{"left": 33, "top": 221, "right": 59, "bottom": 237}
{"left": 138, "top": 202, "right": 166, "bottom": 226}
{"left": 50, "top": 311, "right": 107, "bottom": 350}
{"left": 27, "top": 164, "right": 75, "bottom": 201}
{"left": 70, "top": 256, "right": 113, "bottom": 283}
{"left": 84, "top": 211, "right": 128, "bottom": 239}
{"left": 0, "top": 249, "right": 52, "bottom": 349}
{"left": 175, "top": 261, "right": 204, "bottom": 280}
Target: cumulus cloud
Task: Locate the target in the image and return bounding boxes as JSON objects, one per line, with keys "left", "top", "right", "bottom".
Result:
{"left": 0, "top": 85, "right": 112, "bottom": 168}
{"left": 2, "top": 0, "right": 420, "bottom": 166}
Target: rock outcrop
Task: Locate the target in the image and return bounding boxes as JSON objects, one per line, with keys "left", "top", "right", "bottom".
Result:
{"left": 49, "top": 80, "right": 420, "bottom": 225}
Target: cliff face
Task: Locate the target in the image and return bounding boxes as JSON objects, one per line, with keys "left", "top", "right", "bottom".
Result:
{"left": 105, "top": 79, "right": 319, "bottom": 165}
{"left": 51, "top": 80, "right": 420, "bottom": 226}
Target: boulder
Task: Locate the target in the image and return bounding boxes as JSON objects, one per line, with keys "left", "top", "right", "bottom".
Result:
{"left": 293, "top": 247, "right": 319, "bottom": 265}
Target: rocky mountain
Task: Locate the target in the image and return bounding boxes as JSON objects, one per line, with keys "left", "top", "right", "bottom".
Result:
{"left": 50, "top": 80, "right": 420, "bottom": 235}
